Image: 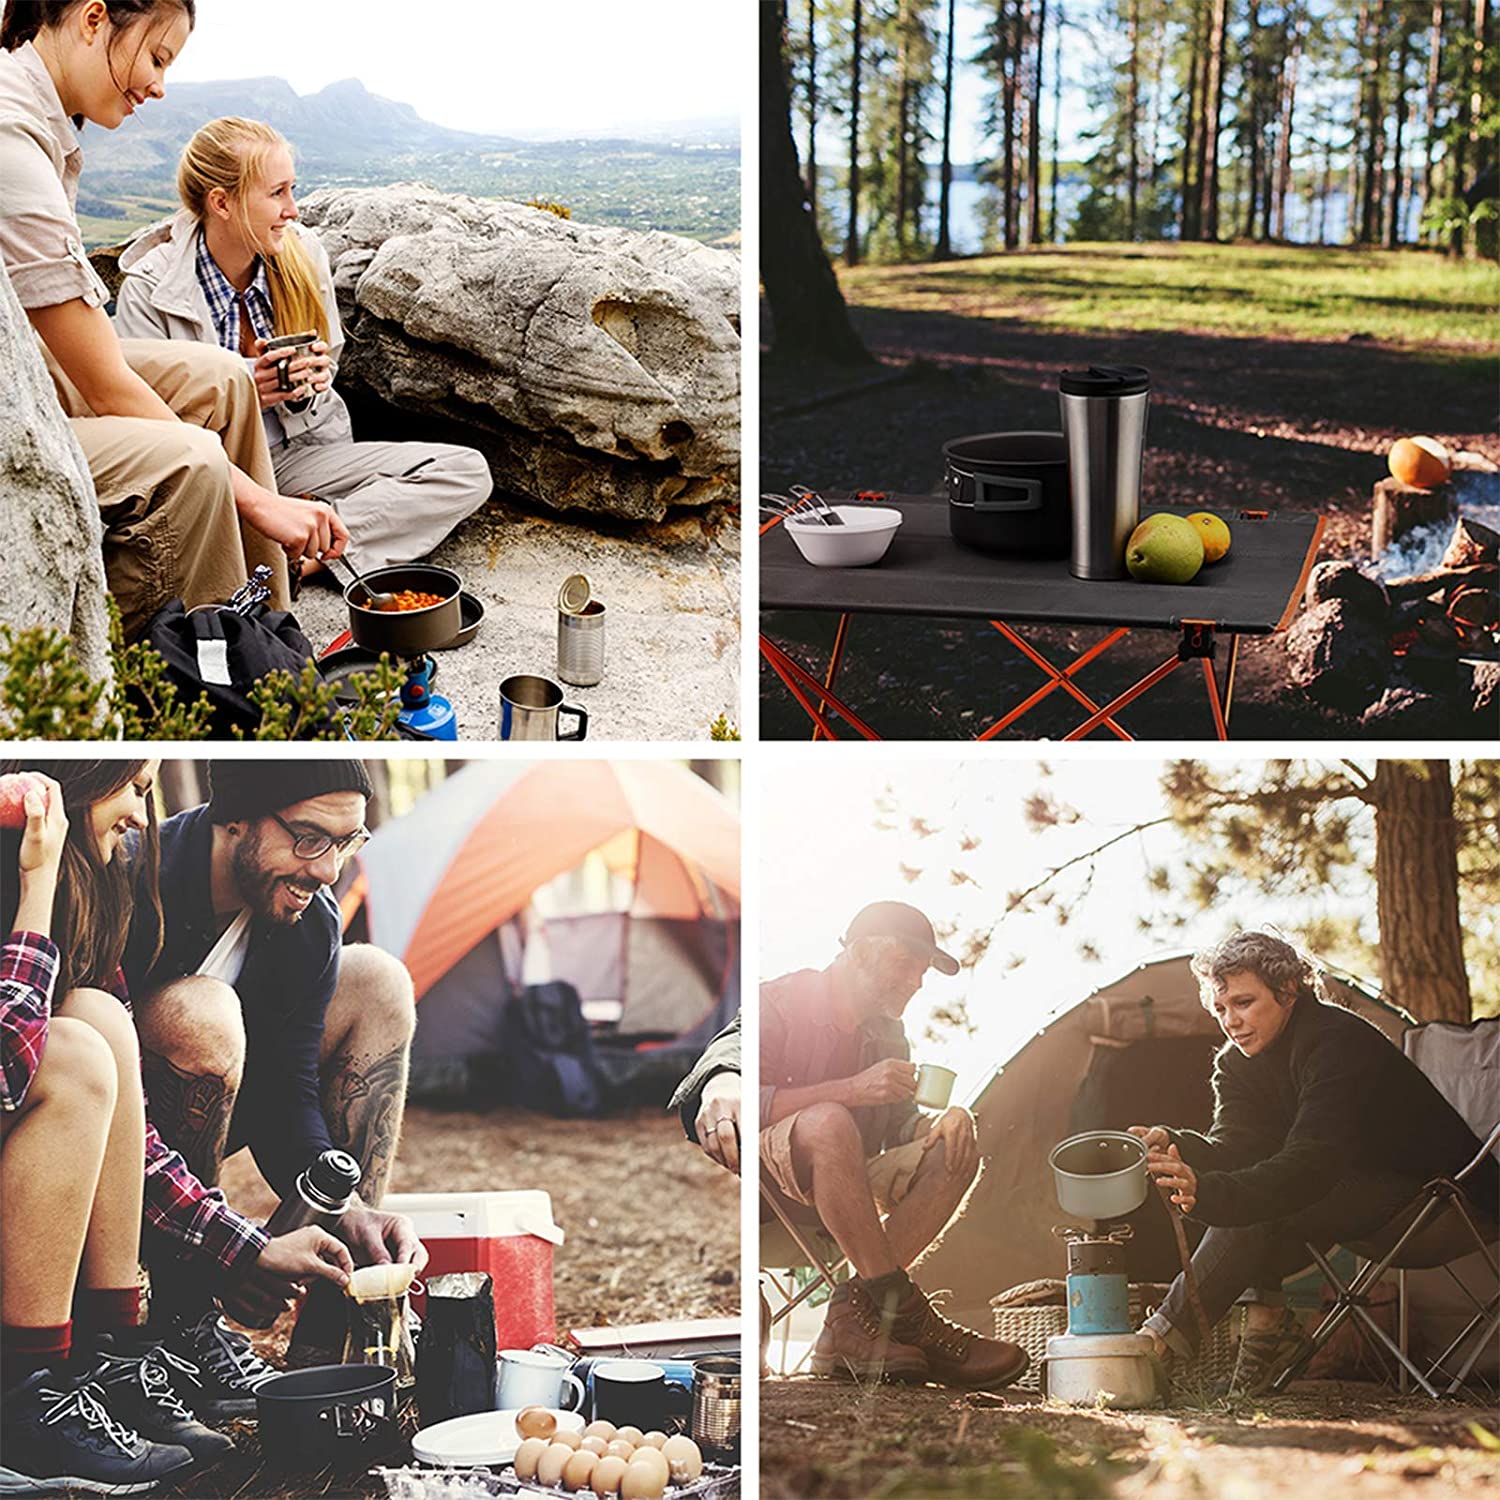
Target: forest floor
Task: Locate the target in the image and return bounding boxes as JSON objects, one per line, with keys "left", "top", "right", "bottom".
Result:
{"left": 760, "top": 241, "right": 1500, "bottom": 742}
{"left": 137, "top": 1106, "right": 739, "bottom": 1500}
{"left": 760, "top": 1375, "right": 1500, "bottom": 1499}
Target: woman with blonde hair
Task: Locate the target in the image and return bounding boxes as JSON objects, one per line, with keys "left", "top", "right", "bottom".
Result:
{"left": 115, "top": 116, "right": 492, "bottom": 580}
{"left": 0, "top": 1, "right": 348, "bottom": 640}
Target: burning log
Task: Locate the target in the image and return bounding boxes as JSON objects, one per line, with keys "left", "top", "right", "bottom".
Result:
{"left": 1372, "top": 476, "right": 1456, "bottom": 555}
{"left": 1441, "top": 516, "right": 1500, "bottom": 569}
{"left": 1384, "top": 561, "right": 1498, "bottom": 604}
{"left": 1305, "top": 560, "right": 1389, "bottom": 617}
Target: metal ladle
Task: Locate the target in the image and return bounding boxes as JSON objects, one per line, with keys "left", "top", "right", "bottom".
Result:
{"left": 329, "top": 552, "right": 396, "bottom": 612}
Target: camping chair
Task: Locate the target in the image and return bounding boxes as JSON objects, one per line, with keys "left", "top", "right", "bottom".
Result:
{"left": 760, "top": 1184, "right": 849, "bottom": 1375}
{"left": 1272, "top": 1019, "right": 1500, "bottom": 1399}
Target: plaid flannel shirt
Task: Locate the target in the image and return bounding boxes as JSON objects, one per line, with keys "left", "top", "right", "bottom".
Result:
{"left": 195, "top": 231, "right": 273, "bottom": 354}
{"left": 1, "top": 929, "right": 268, "bottom": 1275}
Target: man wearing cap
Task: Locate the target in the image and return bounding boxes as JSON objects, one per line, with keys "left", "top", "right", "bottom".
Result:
{"left": 122, "top": 761, "right": 426, "bottom": 1407}
{"left": 760, "top": 901, "right": 1027, "bottom": 1389}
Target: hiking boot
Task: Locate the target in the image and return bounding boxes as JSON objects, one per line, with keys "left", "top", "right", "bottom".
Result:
{"left": 84, "top": 1341, "right": 236, "bottom": 1463}
{"left": 889, "top": 1285, "right": 1029, "bottom": 1390}
{"left": 0, "top": 1368, "right": 194, "bottom": 1495}
{"left": 1222, "top": 1309, "right": 1303, "bottom": 1397}
{"left": 809, "top": 1281, "right": 929, "bottom": 1382}
{"left": 154, "top": 1311, "right": 279, "bottom": 1418}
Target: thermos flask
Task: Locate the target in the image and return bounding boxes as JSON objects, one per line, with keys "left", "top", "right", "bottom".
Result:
{"left": 1058, "top": 364, "right": 1151, "bottom": 580}
{"left": 263, "top": 1148, "right": 362, "bottom": 1236}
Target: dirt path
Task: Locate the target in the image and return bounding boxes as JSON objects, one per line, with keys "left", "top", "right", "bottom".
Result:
{"left": 761, "top": 1377, "right": 1500, "bottom": 1498}
{"left": 760, "top": 298, "right": 1499, "bottom": 741}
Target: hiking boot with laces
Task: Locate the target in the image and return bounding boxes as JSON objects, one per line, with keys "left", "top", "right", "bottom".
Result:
{"left": 155, "top": 1311, "right": 279, "bottom": 1418}
{"left": 84, "top": 1342, "right": 236, "bottom": 1463}
{"left": 809, "top": 1280, "right": 930, "bottom": 1382}
{"left": 1222, "top": 1309, "right": 1303, "bottom": 1397}
{"left": 0, "top": 1368, "right": 194, "bottom": 1495}
{"left": 889, "top": 1285, "right": 1029, "bottom": 1390}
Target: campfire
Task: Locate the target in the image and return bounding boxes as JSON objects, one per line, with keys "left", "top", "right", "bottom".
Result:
{"left": 1286, "top": 469, "right": 1499, "bottom": 731}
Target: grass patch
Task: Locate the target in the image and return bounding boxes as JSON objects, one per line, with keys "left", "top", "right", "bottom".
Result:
{"left": 840, "top": 242, "right": 1500, "bottom": 351}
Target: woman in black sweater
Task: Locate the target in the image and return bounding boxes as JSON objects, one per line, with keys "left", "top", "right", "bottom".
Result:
{"left": 1134, "top": 931, "right": 1497, "bottom": 1394}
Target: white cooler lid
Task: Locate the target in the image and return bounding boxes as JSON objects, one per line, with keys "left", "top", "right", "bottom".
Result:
{"left": 412, "top": 1408, "right": 584, "bottom": 1467}
{"left": 383, "top": 1190, "right": 565, "bottom": 1247}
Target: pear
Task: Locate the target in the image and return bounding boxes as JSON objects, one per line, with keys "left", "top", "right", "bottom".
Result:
{"left": 1125, "top": 513, "right": 1205, "bottom": 584}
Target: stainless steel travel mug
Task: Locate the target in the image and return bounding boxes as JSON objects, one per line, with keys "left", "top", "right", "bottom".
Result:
{"left": 557, "top": 600, "right": 605, "bottom": 686}
{"left": 1058, "top": 364, "right": 1151, "bottom": 579}
{"left": 497, "top": 675, "right": 589, "bottom": 740}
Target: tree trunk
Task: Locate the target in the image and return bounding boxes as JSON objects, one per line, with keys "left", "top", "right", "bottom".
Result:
{"left": 1371, "top": 760, "right": 1473, "bottom": 1023}
{"left": 1389, "top": 13, "right": 1412, "bottom": 245}
{"left": 1027, "top": 0, "right": 1047, "bottom": 245}
{"left": 897, "top": 0, "right": 911, "bottom": 255}
{"left": 1002, "top": 0, "right": 1018, "bottom": 249}
{"left": 1467, "top": 0, "right": 1492, "bottom": 259}
{"left": 1201, "top": 0, "right": 1229, "bottom": 238}
{"left": 1050, "top": 0, "right": 1064, "bottom": 239}
{"left": 846, "top": 0, "right": 864, "bottom": 266}
{"left": 806, "top": 0, "right": 819, "bottom": 229}
{"left": 936, "top": 0, "right": 957, "bottom": 257}
{"left": 1245, "top": 0, "right": 1264, "bottom": 238}
{"left": 1128, "top": 0, "right": 1141, "bottom": 239}
{"left": 1424, "top": 0, "right": 1444, "bottom": 243}
{"left": 1181, "top": 2, "right": 1202, "bottom": 239}
{"left": 1360, "top": 0, "right": 1386, "bottom": 242}
{"left": 762, "top": 1, "right": 873, "bottom": 362}
{"left": 1273, "top": 16, "right": 1302, "bottom": 239}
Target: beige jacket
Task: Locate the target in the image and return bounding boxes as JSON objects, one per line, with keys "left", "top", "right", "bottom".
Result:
{"left": 114, "top": 213, "right": 353, "bottom": 448}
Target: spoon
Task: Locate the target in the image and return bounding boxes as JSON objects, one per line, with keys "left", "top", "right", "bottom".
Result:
{"left": 329, "top": 554, "right": 396, "bottom": 612}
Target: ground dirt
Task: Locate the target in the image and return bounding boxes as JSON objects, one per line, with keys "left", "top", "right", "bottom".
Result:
{"left": 139, "top": 1106, "right": 738, "bottom": 1500}
{"left": 760, "top": 274, "right": 1500, "bottom": 741}
{"left": 761, "top": 1375, "right": 1500, "bottom": 1498}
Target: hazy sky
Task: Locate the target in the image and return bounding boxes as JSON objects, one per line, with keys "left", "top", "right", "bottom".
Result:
{"left": 762, "top": 757, "right": 1374, "bottom": 1104}
{"left": 168, "top": 1, "right": 748, "bottom": 136}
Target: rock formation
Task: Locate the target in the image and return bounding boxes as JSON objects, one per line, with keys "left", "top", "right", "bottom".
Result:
{"left": 297, "top": 186, "right": 741, "bottom": 523}
{"left": 0, "top": 263, "right": 113, "bottom": 711}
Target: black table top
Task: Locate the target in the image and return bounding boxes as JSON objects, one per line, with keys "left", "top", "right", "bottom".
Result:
{"left": 761, "top": 495, "right": 1325, "bottom": 636}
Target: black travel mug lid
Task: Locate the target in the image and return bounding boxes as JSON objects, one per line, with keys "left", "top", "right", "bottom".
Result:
{"left": 1058, "top": 364, "right": 1151, "bottom": 396}
{"left": 305, "top": 1149, "right": 362, "bottom": 1201}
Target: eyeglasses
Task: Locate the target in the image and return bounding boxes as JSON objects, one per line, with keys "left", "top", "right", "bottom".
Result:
{"left": 270, "top": 811, "right": 370, "bottom": 862}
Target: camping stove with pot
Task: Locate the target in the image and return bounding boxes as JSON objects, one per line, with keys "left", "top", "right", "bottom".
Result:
{"left": 1039, "top": 1130, "right": 1158, "bottom": 1408}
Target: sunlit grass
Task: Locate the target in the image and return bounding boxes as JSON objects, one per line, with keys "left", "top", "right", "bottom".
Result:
{"left": 839, "top": 242, "right": 1500, "bottom": 351}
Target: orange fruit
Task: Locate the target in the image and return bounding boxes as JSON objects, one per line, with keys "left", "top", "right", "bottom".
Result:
{"left": 1186, "top": 513, "right": 1232, "bottom": 564}
{"left": 1388, "top": 436, "right": 1451, "bottom": 490}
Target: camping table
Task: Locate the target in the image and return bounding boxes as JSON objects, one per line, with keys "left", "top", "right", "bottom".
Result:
{"left": 760, "top": 494, "right": 1325, "bottom": 741}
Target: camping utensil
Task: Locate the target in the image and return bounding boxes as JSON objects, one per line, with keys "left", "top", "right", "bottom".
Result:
{"left": 255, "top": 1364, "right": 401, "bottom": 1471}
{"left": 557, "top": 599, "right": 606, "bottom": 687}
{"left": 345, "top": 564, "right": 463, "bottom": 656}
{"left": 497, "top": 675, "right": 588, "bottom": 741}
{"left": 943, "top": 431, "right": 1071, "bottom": 559}
{"left": 591, "top": 1359, "right": 691, "bottom": 1432}
{"left": 784, "top": 506, "right": 903, "bottom": 567}
{"left": 409, "top": 1408, "right": 584, "bottom": 1467}
{"left": 494, "top": 1348, "right": 585, "bottom": 1412}
{"left": 1049, "top": 1130, "right": 1149, "bottom": 1221}
{"left": 913, "top": 1064, "right": 957, "bottom": 1110}
{"left": 1058, "top": 364, "right": 1151, "bottom": 579}
{"left": 690, "top": 1357, "right": 741, "bottom": 1459}
{"left": 790, "top": 484, "right": 845, "bottom": 525}
{"left": 329, "top": 552, "right": 395, "bottom": 612}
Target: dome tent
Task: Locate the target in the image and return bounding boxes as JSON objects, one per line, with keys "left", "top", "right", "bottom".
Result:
{"left": 342, "top": 761, "right": 740, "bottom": 1110}
{"left": 915, "top": 949, "right": 1411, "bottom": 1333}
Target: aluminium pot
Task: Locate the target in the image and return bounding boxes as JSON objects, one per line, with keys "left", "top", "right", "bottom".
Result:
{"left": 1050, "top": 1131, "right": 1149, "bottom": 1221}
{"left": 255, "top": 1363, "right": 403, "bottom": 1471}
{"left": 344, "top": 565, "right": 463, "bottom": 657}
{"left": 943, "top": 431, "right": 1071, "bottom": 559}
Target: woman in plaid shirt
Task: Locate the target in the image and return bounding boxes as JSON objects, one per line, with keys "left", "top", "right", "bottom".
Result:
{"left": 0, "top": 760, "right": 353, "bottom": 1495}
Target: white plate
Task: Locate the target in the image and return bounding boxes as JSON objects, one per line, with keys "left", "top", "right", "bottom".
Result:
{"left": 411, "top": 1407, "right": 585, "bottom": 1467}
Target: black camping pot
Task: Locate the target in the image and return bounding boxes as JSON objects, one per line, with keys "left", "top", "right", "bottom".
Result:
{"left": 255, "top": 1363, "right": 403, "bottom": 1471}
{"left": 943, "top": 431, "right": 1071, "bottom": 558}
{"left": 344, "top": 565, "right": 463, "bottom": 657}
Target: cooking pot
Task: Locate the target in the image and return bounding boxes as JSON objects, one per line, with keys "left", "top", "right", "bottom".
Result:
{"left": 255, "top": 1363, "right": 403, "bottom": 1471}
{"left": 344, "top": 565, "right": 463, "bottom": 658}
{"left": 1050, "top": 1131, "right": 1149, "bottom": 1221}
{"left": 943, "top": 431, "right": 1071, "bottom": 558}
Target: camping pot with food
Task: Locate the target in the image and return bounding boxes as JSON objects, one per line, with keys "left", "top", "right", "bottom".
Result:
{"left": 943, "top": 431, "right": 1071, "bottom": 559}
{"left": 344, "top": 565, "right": 463, "bottom": 657}
{"left": 255, "top": 1364, "right": 402, "bottom": 1471}
{"left": 1049, "top": 1131, "right": 1149, "bottom": 1221}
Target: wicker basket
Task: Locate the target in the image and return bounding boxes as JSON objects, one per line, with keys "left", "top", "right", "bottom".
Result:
{"left": 991, "top": 1281, "right": 1240, "bottom": 1394}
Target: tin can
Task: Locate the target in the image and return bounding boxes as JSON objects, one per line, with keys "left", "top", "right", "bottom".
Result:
{"left": 558, "top": 599, "right": 606, "bottom": 687}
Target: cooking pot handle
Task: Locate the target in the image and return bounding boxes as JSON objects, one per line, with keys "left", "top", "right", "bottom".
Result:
{"left": 321, "top": 1401, "right": 390, "bottom": 1440}
{"left": 558, "top": 704, "right": 588, "bottom": 741}
{"left": 972, "top": 473, "right": 1043, "bottom": 512}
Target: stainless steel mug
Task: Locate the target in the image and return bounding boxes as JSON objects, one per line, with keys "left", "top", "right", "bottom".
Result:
{"left": 690, "top": 1357, "right": 740, "bottom": 1458}
{"left": 497, "top": 675, "right": 588, "bottom": 740}
{"left": 1058, "top": 364, "right": 1151, "bottom": 580}
{"left": 557, "top": 599, "right": 605, "bottom": 687}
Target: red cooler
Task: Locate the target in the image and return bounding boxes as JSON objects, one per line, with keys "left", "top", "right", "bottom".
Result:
{"left": 384, "top": 1190, "right": 564, "bottom": 1350}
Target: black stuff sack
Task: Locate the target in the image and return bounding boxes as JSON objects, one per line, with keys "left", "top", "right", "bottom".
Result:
{"left": 500, "top": 980, "right": 604, "bottom": 1118}
{"left": 415, "top": 1272, "right": 497, "bottom": 1427}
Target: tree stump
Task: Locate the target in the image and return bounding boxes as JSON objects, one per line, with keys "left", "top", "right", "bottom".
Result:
{"left": 1372, "top": 477, "right": 1456, "bottom": 555}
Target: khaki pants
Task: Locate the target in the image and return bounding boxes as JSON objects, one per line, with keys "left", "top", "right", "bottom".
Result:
{"left": 272, "top": 439, "right": 492, "bottom": 573}
{"left": 46, "top": 338, "right": 290, "bottom": 639}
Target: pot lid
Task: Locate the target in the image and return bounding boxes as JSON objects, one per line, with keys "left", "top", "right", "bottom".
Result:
{"left": 558, "top": 573, "right": 593, "bottom": 615}
{"left": 412, "top": 1408, "right": 584, "bottom": 1467}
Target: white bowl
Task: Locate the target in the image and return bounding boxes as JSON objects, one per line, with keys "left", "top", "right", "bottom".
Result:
{"left": 785, "top": 505, "right": 902, "bottom": 567}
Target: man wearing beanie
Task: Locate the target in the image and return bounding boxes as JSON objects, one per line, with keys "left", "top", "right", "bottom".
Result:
{"left": 121, "top": 760, "right": 425, "bottom": 1405}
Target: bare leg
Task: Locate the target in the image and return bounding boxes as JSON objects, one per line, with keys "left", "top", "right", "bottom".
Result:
{"left": 55, "top": 990, "right": 147, "bottom": 1293}
{"left": 134, "top": 976, "right": 245, "bottom": 1188}
{"left": 788, "top": 1103, "right": 899, "bottom": 1280}
{"left": 316, "top": 946, "right": 415, "bottom": 1206}
{"left": 0, "top": 1019, "right": 114, "bottom": 1326}
{"left": 882, "top": 1139, "right": 979, "bottom": 1273}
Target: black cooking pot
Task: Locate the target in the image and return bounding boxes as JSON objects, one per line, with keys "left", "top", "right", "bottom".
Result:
{"left": 943, "top": 431, "right": 1071, "bottom": 558}
{"left": 344, "top": 565, "right": 463, "bottom": 657}
{"left": 255, "top": 1363, "right": 403, "bottom": 1471}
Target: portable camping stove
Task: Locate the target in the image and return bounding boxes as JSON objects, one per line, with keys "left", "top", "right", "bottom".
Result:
{"left": 1042, "top": 1224, "right": 1159, "bottom": 1407}
{"left": 396, "top": 654, "right": 456, "bottom": 739}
